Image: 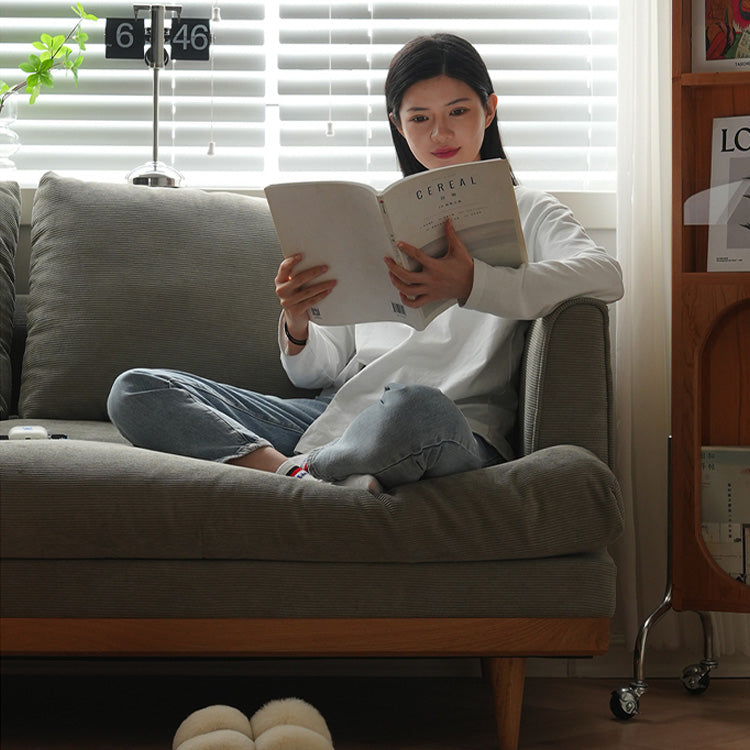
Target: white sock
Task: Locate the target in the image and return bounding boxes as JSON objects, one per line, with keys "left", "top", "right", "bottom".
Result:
{"left": 275, "top": 454, "right": 314, "bottom": 479}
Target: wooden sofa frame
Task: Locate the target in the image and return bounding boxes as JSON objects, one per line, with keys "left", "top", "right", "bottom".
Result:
{"left": 1, "top": 616, "right": 609, "bottom": 749}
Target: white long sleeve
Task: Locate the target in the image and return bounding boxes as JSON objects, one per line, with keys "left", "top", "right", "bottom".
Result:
{"left": 465, "top": 186, "right": 623, "bottom": 319}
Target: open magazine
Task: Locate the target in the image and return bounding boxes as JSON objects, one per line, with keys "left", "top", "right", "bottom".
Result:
{"left": 264, "top": 157, "right": 528, "bottom": 329}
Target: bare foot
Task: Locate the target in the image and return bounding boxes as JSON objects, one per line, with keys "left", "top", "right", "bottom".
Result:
{"left": 227, "top": 446, "right": 289, "bottom": 473}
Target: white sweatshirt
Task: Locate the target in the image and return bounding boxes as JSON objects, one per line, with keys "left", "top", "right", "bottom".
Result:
{"left": 279, "top": 185, "right": 624, "bottom": 459}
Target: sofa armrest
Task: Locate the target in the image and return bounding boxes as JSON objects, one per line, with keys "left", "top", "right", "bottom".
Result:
{"left": 518, "top": 297, "right": 613, "bottom": 466}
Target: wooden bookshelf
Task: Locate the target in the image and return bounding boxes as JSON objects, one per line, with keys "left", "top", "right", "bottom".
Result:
{"left": 670, "top": 0, "right": 750, "bottom": 613}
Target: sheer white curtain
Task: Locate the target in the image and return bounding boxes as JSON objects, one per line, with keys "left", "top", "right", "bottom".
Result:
{"left": 614, "top": 0, "right": 749, "bottom": 659}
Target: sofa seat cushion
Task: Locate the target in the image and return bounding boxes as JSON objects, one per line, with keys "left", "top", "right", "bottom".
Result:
{"left": 0, "top": 438, "right": 622, "bottom": 564}
{"left": 0, "top": 418, "right": 127, "bottom": 444}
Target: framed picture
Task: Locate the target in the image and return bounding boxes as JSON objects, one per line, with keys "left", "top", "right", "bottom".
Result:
{"left": 692, "top": 0, "right": 750, "bottom": 72}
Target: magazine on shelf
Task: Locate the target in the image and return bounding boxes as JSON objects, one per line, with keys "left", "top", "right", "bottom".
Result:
{"left": 691, "top": 0, "right": 750, "bottom": 72}
{"left": 264, "top": 157, "right": 527, "bottom": 330}
{"left": 706, "top": 115, "right": 750, "bottom": 271}
{"left": 700, "top": 446, "right": 750, "bottom": 584}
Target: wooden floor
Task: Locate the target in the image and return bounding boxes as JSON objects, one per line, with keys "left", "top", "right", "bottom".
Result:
{"left": 1, "top": 671, "right": 749, "bottom": 749}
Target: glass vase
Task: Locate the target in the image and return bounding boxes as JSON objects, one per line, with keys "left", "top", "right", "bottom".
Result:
{"left": 0, "top": 96, "right": 21, "bottom": 174}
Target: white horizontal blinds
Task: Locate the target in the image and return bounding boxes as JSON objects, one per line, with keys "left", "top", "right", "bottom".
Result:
{"left": 1, "top": 1, "right": 266, "bottom": 182}
{"left": 274, "top": 1, "right": 381, "bottom": 183}
{"left": 277, "top": 0, "right": 617, "bottom": 190}
{"left": 2, "top": 0, "right": 616, "bottom": 189}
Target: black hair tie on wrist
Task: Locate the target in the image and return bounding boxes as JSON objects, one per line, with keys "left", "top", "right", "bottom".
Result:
{"left": 284, "top": 321, "right": 308, "bottom": 346}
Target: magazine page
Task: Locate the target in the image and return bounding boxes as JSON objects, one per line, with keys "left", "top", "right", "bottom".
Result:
{"left": 707, "top": 116, "right": 750, "bottom": 271}
{"left": 380, "top": 158, "right": 528, "bottom": 270}
{"left": 264, "top": 180, "right": 426, "bottom": 328}
{"left": 701, "top": 446, "right": 750, "bottom": 583}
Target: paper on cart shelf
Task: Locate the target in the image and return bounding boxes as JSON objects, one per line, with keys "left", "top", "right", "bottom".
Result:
{"left": 701, "top": 446, "right": 750, "bottom": 584}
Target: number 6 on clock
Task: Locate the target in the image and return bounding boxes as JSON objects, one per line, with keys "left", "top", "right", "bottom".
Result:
{"left": 105, "top": 17, "right": 146, "bottom": 59}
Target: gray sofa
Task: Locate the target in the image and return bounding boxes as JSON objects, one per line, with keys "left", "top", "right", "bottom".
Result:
{"left": 0, "top": 174, "right": 623, "bottom": 749}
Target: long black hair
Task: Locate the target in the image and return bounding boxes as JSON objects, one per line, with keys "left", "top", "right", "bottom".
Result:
{"left": 384, "top": 33, "right": 516, "bottom": 183}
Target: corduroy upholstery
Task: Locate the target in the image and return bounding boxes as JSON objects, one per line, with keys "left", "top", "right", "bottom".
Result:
{"left": 2, "top": 440, "right": 620, "bottom": 566}
{"left": 0, "top": 181, "right": 20, "bottom": 419}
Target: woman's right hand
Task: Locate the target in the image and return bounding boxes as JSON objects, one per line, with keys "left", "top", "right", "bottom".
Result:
{"left": 275, "top": 254, "right": 337, "bottom": 342}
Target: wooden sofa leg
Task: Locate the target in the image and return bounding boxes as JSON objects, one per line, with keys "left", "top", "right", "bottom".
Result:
{"left": 486, "top": 656, "right": 526, "bottom": 750}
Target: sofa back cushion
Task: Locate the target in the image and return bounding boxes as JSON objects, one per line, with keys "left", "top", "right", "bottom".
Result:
{"left": 0, "top": 181, "right": 21, "bottom": 420}
{"left": 19, "top": 172, "right": 308, "bottom": 420}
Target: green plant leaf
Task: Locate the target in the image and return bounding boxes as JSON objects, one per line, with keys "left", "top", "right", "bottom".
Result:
{"left": 50, "top": 34, "right": 66, "bottom": 56}
{"left": 71, "top": 3, "right": 97, "bottom": 21}
{"left": 14, "top": 5, "right": 96, "bottom": 107}
{"left": 0, "top": 82, "right": 9, "bottom": 95}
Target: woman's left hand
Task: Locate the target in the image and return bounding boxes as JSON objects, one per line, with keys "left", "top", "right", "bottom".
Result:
{"left": 384, "top": 218, "right": 475, "bottom": 307}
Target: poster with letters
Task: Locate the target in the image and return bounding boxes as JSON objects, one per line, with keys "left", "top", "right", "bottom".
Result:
{"left": 707, "top": 116, "right": 750, "bottom": 271}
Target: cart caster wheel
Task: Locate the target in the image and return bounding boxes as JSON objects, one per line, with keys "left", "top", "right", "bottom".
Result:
{"left": 681, "top": 664, "right": 711, "bottom": 694}
{"left": 610, "top": 687, "right": 639, "bottom": 719}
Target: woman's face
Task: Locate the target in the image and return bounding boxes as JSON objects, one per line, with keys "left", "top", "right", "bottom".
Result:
{"left": 393, "top": 75, "right": 497, "bottom": 170}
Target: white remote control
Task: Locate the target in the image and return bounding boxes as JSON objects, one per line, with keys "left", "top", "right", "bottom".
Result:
{"left": 8, "top": 425, "right": 50, "bottom": 440}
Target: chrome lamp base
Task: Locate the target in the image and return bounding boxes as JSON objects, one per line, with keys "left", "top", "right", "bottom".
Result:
{"left": 127, "top": 160, "right": 184, "bottom": 188}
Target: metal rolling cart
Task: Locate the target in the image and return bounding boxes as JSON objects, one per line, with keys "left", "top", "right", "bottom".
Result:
{"left": 609, "top": 440, "right": 721, "bottom": 720}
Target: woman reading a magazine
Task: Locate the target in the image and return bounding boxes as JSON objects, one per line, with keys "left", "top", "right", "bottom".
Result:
{"left": 108, "top": 33, "right": 623, "bottom": 492}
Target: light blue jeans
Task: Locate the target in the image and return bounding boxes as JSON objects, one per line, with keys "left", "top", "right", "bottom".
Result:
{"left": 107, "top": 368, "right": 501, "bottom": 489}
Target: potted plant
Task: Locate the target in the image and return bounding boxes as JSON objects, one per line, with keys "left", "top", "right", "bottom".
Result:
{"left": 0, "top": 3, "right": 98, "bottom": 116}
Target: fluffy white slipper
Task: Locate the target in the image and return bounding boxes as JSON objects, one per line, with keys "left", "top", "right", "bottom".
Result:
{"left": 173, "top": 705, "right": 254, "bottom": 749}
{"left": 250, "top": 698, "right": 331, "bottom": 742}
{"left": 254, "top": 725, "right": 333, "bottom": 750}
{"left": 176, "top": 729, "right": 255, "bottom": 750}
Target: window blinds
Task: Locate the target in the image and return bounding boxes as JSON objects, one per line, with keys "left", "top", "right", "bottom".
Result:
{"left": 0, "top": 0, "right": 617, "bottom": 190}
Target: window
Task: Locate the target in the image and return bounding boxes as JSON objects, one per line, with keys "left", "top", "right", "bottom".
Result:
{"left": 1, "top": 0, "right": 617, "bottom": 190}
